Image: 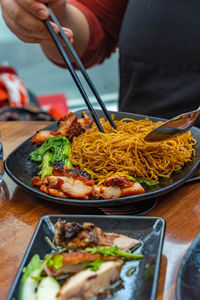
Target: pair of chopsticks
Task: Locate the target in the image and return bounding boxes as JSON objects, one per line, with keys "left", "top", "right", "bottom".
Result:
{"left": 43, "top": 5, "right": 116, "bottom": 133}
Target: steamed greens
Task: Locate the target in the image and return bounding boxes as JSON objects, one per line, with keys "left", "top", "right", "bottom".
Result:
{"left": 85, "top": 245, "right": 144, "bottom": 260}
{"left": 30, "top": 136, "right": 72, "bottom": 177}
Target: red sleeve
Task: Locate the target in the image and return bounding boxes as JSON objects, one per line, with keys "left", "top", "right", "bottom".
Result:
{"left": 68, "top": 0, "right": 128, "bottom": 68}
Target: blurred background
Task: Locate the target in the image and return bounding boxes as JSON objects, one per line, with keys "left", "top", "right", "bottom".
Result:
{"left": 0, "top": 10, "right": 119, "bottom": 112}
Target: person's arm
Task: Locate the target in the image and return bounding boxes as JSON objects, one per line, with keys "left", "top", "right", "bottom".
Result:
{"left": 41, "top": 3, "right": 91, "bottom": 65}
{"left": 1, "top": 0, "right": 127, "bottom": 67}
{"left": 68, "top": 0, "right": 128, "bottom": 68}
{"left": 1, "top": 0, "right": 90, "bottom": 64}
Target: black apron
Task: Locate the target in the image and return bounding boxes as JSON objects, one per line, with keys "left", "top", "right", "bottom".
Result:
{"left": 119, "top": 0, "right": 200, "bottom": 120}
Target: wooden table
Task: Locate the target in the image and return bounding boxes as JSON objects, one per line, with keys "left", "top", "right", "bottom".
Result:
{"left": 1, "top": 121, "right": 200, "bottom": 300}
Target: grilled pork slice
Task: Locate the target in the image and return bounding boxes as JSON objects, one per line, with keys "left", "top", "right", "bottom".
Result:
{"left": 32, "top": 173, "right": 94, "bottom": 199}
{"left": 45, "top": 252, "right": 119, "bottom": 277}
{"left": 52, "top": 166, "right": 93, "bottom": 183}
{"left": 56, "top": 260, "right": 123, "bottom": 300}
{"left": 54, "top": 220, "right": 140, "bottom": 251}
{"left": 32, "top": 163, "right": 144, "bottom": 200}
{"left": 93, "top": 176, "right": 145, "bottom": 199}
{"left": 56, "top": 112, "right": 84, "bottom": 141}
{"left": 31, "top": 112, "right": 93, "bottom": 145}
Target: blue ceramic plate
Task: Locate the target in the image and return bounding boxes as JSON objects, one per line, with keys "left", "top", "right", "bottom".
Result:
{"left": 4, "top": 110, "right": 200, "bottom": 208}
{"left": 6, "top": 215, "right": 165, "bottom": 300}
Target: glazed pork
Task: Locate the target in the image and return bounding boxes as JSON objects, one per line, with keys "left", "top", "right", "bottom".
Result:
{"left": 32, "top": 166, "right": 94, "bottom": 199}
{"left": 32, "top": 175, "right": 94, "bottom": 199}
{"left": 32, "top": 167, "right": 145, "bottom": 200}
{"left": 31, "top": 129, "right": 56, "bottom": 145}
{"left": 93, "top": 176, "right": 145, "bottom": 199}
{"left": 54, "top": 220, "right": 140, "bottom": 251}
{"left": 31, "top": 112, "right": 93, "bottom": 145}
{"left": 56, "top": 260, "right": 123, "bottom": 300}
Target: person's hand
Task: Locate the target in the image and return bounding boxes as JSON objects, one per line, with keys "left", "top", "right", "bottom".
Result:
{"left": 1, "top": 0, "right": 73, "bottom": 44}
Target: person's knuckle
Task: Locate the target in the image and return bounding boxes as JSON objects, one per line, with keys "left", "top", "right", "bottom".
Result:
{"left": 37, "top": 22, "right": 45, "bottom": 32}
{"left": 11, "top": 7, "right": 22, "bottom": 25}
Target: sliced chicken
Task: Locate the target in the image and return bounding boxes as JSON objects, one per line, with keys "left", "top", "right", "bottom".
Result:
{"left": 56, "top": 260, "right": 123, "bottom": 300}
{"left": 45, "top": 252, "right": 119, "bottom": 277}
{"left": 54, "top": 220, "right": 140, "bottom": 251}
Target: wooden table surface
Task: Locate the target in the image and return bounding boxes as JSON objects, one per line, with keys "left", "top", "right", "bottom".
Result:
{"left": 1, "top": 121, "right": 200, "bottom": 300}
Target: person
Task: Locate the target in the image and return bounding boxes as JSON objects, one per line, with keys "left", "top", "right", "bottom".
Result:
{"left": 1, "top": 0, "right": 200, "bottom": 120}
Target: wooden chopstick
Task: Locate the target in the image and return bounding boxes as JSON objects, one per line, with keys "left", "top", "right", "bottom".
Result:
{"left": 43, "top": 5, "right": 117, "bottom": 131}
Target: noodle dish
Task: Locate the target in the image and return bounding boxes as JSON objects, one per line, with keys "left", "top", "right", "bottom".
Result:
{"left": 29, "top": 111, "right": 197, "bottom": 200}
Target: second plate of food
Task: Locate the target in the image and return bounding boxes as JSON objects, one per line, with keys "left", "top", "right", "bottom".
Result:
{"left": 6, "top": 214, "right": 165, "bottom": 300}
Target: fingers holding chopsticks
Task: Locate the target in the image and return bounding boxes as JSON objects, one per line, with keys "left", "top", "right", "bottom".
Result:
{"left": 1, "top": 0, "right": 73, "bottom": 44}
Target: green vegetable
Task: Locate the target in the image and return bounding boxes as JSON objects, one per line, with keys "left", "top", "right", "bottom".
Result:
{"left": 38, "top": 151, "right": 53, "bottom": 178}
{"left": 30, "top": 136, "right": 73, "bottom": 177}
{"left": 30, "top": 136, "right": 72, "bottom": 166}
{"left": 83, "top": 259, "right": 104, "bottom": 271}
{"left": 62, "top": 139, "right": 73, "bottom": 167}
{"left": 127, "top": 175, "right": 159, "bottom": 186}
{"left": 48, "top": 255, "right": 64, "bottom": 270}
{"left": 19, "top": 255, "right": 43, "bottom": 300}
{"left": 21, "top": 255, "right": 42, "bottom": 280}
{"left": 19, "top": 254, "right": 60, "bottom": 300}
{"left": 36, "top": 276, "right": 60, "bottom": 300}
{"left": 64, "top": 159, "right": 73, "bottom": 167}
{"left": 85, "top": 245, "right": 143, "bottom": 260}
{"left": 45, "top": 236, "right": 58, "bottom": 251}
{"left": 126, "top": 266, "right": 136, "bottom": 276}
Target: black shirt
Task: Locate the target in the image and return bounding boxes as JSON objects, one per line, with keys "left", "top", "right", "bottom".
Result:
{"left": 119, "top": 0, "right": 200, "bottom": 121}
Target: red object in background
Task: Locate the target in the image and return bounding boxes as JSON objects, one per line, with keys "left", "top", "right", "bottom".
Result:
{"left": 37, "top": 93, "right": 69, "bottom": 120}
{"left": 0, "top": 66, "right": 30, "bottom": 108}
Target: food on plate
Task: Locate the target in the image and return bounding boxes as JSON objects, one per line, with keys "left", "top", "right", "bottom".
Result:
{"left": 57, "top": 260, "right": 123, "bottom": 300}
{"left": 32, "top": 171, "right": 145, "bottom": 199}
{"left": 44, "top": 251, "right": 120, "bottom": 276}
{"left": 54, "top": 219, "right": 140, "bottom": 251}
{"left": 19, "top": 219, "right": 143, "bottom": 300}
{"left": 31, "top": 111, "right": 93, "bottom": 145}
{"left": 29, "top": 111, "right": 197, "bottom": 200}
{"left": 32, "top": 169, "right": 94, "bottom": 199}
{"left": 70, "top": 115, "right": 196, "bottom": 182}
{"left": 30, "top": 136, "right": 73, "bottom": 178}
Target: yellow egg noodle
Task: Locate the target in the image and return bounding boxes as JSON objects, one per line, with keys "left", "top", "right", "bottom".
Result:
{"left": 70, "top": 117, "right": 197, "bottom": 183}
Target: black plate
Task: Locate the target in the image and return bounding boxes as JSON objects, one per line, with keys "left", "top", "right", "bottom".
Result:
{"left": 4, "top": 110, "right": 200, "bottom": 208}
{"left": 6, "top": 215, "right": 165, "bottom": 300}
{"left": 176, "top": 233, "right": 200, "bottom": 300}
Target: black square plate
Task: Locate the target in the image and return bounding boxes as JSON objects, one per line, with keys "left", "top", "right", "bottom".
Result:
{"left": 6, "top": 215, "right": 165, "bottom": 300}
{"left": 4, "top": 110, "right": 200, "bottom": 207}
